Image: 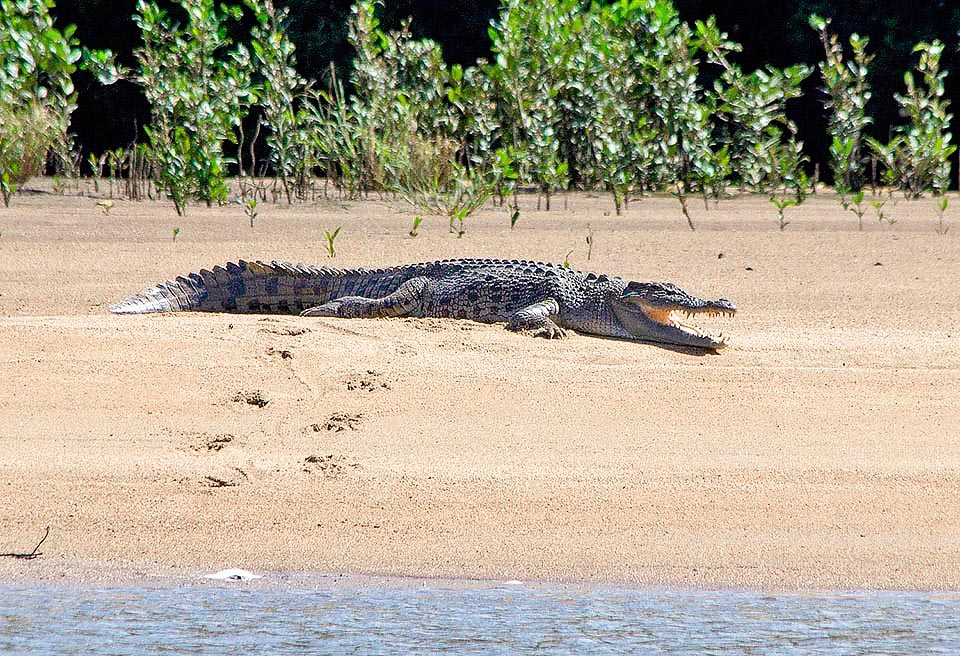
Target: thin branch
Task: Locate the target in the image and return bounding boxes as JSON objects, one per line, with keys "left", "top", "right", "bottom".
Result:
{"left": 1, "top": 526, "right": 50, "bottom": 560}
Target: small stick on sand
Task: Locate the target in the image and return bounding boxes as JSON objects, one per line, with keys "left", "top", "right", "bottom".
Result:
{"left": 1, "top": 526, "right": 50, "bottom": 560}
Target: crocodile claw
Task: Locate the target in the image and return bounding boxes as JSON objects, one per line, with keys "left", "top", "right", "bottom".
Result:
{"left": 533, "top": 324, "right": 566, "bottom": 339}
{"left": 300, "top": 302, "right": 341, "bottom": 317}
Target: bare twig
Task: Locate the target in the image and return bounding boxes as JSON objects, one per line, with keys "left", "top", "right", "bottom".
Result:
{"left": 1, "top": 526, "right": 50, "bottom": 560}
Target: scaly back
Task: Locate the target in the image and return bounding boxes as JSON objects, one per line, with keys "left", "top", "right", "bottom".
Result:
{"left": 108, "top": 258, "right": 583, "bottom": 315}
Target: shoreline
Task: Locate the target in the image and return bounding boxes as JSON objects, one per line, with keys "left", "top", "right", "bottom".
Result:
{"left": 4, "top": 561, "right": 960, "bottom": 594}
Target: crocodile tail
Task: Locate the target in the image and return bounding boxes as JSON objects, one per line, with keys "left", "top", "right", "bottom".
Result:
{"left": 109, "top": 260, "right": 332, "bottom": 314}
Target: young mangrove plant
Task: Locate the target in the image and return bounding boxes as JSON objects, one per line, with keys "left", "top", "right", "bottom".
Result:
{"left": 324, "top": 226, "right": 342, "bottom": 257}
{"left": 0, "top": 170, "right": 15, "bottom": 208}
{"left": 672, "top": 182, "right": 695, "bottom": 231}
{"left": 769, "top": 195, "right": 796, "bottom": 231}
{"left": 871, "top": 199, "right": 893, "bottom": 226}
{"left": 509, "top": 206, "right": 520, "bottom": 230}
{"left": 408, "top": 215, "right": 422, "bottom": 238}
{"left": 935, "top": 196, "right": 949, "bottom": 235}
{"left": 450, "top": 209, "right": 468, "bottom": 239}
{"left": 244, "top": 197, "right": 258, "bottom": 227}
{"left": 847, "top": 190, "right": 867, "bottom": 231}
{"left": 88, "top": 153, "right": 105, "bottom": 193}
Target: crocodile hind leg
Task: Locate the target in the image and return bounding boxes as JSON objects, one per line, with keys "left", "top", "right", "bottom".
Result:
{"left": 507, "top": 298, "right": 566, "bottom": 339}
{"left": 300, "top": 276, "right": 429, "bottom": 318}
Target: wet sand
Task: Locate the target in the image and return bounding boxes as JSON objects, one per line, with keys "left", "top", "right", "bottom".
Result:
{"left": 1, "top": 182, "right": 958, "bottom": 589}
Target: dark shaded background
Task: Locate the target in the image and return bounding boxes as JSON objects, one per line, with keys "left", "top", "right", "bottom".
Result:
{"left": 54, "top": 0, "right": 960, "bottom": 182}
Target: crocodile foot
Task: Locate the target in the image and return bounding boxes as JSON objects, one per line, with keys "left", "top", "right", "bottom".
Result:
{"left": 300, "top": 301, "right": 342, "bottom": 317}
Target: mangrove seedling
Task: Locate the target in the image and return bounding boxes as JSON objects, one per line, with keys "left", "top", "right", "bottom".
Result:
{"left": 510, "top": 207, "right": 520, "bottom": 230}
{"left": 770, "top": 195, "right": 797, "bottom": 231}
{"left": 562, "top": 249, "right": 573, "bottom": 268}
{"left": 90, "top": 152, "right": 107, "bottom": 192}
{"left": 172, "top": 226, "right": 181, "bottom": 242}
{"left": 324, "top": 226, "right": 342, "bottom": 257}
{"left": 244, "top": 197, "right": 258, "bottom": 228}
{"left": 409, "top": 215, "right": 422, "bottom": 238}
{"left": 1, "top": 170, "right": 17, "bottom": 207}
{"left": 871, "top": 199, "right": 894, "bottom": 226}
{"left": 673, "top": 182, "right": 696, "bottom": 231}
{"left": 935, "top": 196, "right": 949, "bottom": 235}
{"left": 451, "top": 209, "right": 467, "bottom": 239}
{"left": 847, "top": 190, "right": 867, "bottom": 230}
{"left": 586, "top": 224, "right": 594, "bottom": 261}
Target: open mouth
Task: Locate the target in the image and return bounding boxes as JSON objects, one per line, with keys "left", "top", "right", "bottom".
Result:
{"left": 671, "top": 308, "right": 735, "bottom": 344}
{"left": 645, "top": 306, "right": 737, "bottom": 347}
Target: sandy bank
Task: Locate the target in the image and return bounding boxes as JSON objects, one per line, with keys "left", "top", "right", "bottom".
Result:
{"left": 1, "top": 185, "right": 958, "bottom": 589}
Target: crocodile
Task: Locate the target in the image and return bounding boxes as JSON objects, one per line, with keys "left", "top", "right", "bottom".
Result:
{"left": 109, "top": 258, "right": 736, "bottom": 349}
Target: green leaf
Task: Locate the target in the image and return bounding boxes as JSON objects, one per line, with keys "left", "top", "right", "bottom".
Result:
{"left": 808, "top": 14, "right": 827, "bottom": 31}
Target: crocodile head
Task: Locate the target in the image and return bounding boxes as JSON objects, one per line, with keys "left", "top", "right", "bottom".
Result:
{"left": 612, "top": 281, "right": 736, "bottom": 349}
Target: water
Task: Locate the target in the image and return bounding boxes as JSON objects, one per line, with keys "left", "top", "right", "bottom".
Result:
{"left": 2, "top": 579, "right": 959, "bottom": 654}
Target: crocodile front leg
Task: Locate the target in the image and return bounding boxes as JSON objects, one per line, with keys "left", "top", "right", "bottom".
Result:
{"left": 300, "top": 277, "right": 429, "bottom": 318}
{"left": 506, "top": 298, "right": 566, "bottom": 339}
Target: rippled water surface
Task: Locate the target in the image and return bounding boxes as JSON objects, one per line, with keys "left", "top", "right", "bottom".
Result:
{"left": 3, "top": 580, "right": 959, "bottom": 654}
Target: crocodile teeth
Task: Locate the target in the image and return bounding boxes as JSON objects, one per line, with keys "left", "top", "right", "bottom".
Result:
{"left": 670, "top": 314, "right": 704, "bottom": 337}
{"left": 681, "top": 308, "right": 735, "bottom": 319}
{"left": 669, "top": 310, "right": 728, "bottom": 343}
{"left": 678, "top": 325, "right": 704, "bottom": 337}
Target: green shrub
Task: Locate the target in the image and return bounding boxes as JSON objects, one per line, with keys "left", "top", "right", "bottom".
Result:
{"left": 247, "top": 0, "right": 320, "bottom": 202}
{"left": 309, "top": 72, "right": 365, "bottom": 197}
{"left": 0, "top": 103, "right": 61, "bottom": 202}
{"left": 86, "top": 0, "right": 255, "bottom": 214}
{"left": 486, "top": 0, "right": 577, "bottom": 208}
{"left": 700, "top": 17, "right": 811, "bottom": 194}
{"left": 809, "top": 15, "right": 873, "bottom": 193}
{"left": 866, "top": 41, "right": 956, "bottom": 198}
{"left": 0, "top": 0, "right": 80, "bottom": 204}
{"left": 576, "top": 2, "right": 650, "bottom": 214}
{"left": 346, "top": 0, "right": 459, "bottom": 193}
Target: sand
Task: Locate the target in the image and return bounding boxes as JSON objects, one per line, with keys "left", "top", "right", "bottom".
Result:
{"left": 1, "top": 181, "right": 958, "bottom": 590}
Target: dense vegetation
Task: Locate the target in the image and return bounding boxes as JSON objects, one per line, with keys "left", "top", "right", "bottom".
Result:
{"left": 1, "top": 0, "right": 957, "bottom": 229}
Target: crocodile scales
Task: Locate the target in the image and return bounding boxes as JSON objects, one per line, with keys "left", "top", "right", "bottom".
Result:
{"left": 110, "top": 258, "right": 736, "bottom": 349}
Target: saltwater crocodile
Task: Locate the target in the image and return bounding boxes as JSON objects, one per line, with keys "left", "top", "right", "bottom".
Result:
{"left": 110, "top": 258, "right": 736, "bottom": 349}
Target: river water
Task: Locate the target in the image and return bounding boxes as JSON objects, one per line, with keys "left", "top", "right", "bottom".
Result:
{"left": 2, "top": 578, "right": 959, "bottom": 654}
